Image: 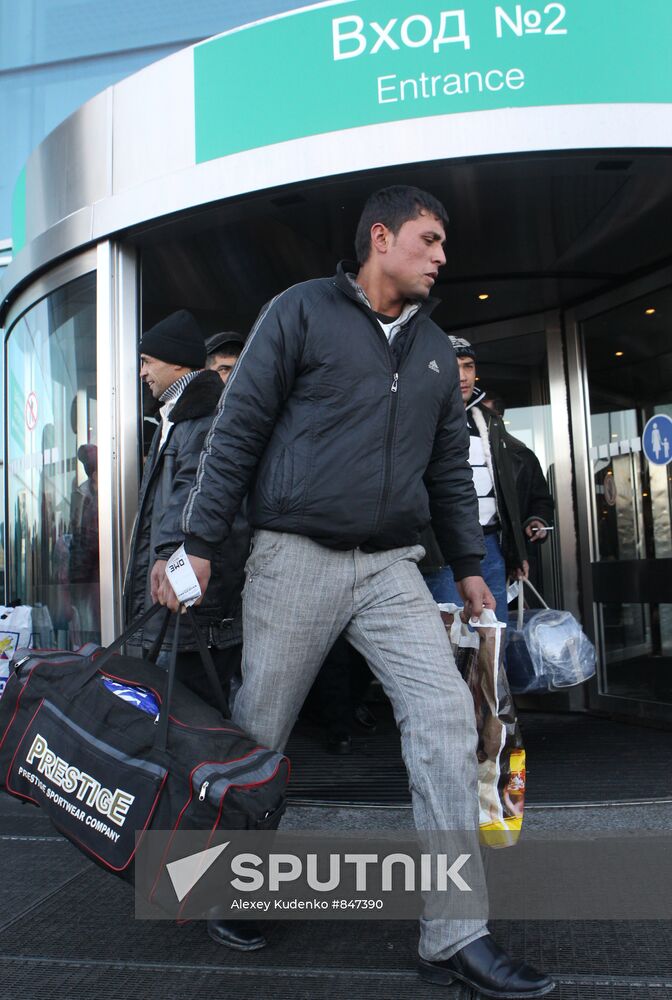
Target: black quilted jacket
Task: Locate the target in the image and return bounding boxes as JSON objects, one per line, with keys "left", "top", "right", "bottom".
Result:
{"left": 123, "top": 370, "right": 250, "bottom": 651}
{"left": 182, "top": 263, "right": 484, "bottom": 580}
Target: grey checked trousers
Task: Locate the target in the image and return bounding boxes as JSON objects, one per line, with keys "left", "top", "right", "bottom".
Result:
{"left": 232, "top": 530, "right": 489, "bottom": 959}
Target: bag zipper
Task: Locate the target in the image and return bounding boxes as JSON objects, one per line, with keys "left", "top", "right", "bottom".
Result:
{"left": 193, "top": 750, "right": 283, "bottom": 806}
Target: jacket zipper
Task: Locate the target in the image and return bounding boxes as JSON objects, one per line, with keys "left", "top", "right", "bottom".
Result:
{"left": 341, "top": 281, "right": 426, "bottom": 538}
{"left": 377, "top": 369, "right": 400, "bottom": 530}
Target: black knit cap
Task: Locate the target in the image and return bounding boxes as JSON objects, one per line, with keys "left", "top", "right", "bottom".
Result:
{"left": 139, "top": 310, "right": 206, "bottom": 368}
{"left": 448, "top": 335, "right": 476, "bottom": 360}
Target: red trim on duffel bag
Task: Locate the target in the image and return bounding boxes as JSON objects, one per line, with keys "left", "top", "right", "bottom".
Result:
{"left": 3, "top": 698, "right": 44, "bottom": 792}
{"left": 100, "top": 670, "right": 163, "bottom": 709}
{"left": 147, "top": 750, "right": 267, "bottom": 903}
{"left": 5, "top": 699, "right": 169, "bottom": 872}
{"left": 174, "top": 756, "right": 289, "bottom": 921}
{"left": 98, "top": 667, "right": 241, "bottom": 734}
{"left": 0, "top": 664, "right": 41, "bottom": 752}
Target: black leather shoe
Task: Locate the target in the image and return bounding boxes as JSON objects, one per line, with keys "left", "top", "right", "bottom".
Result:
{"left": 418, "top": 934, "right": 555, "bottom": 998}
{"left": 354, "top": 703, "right": 378, "bottom": 731}
{"left": 207, "top": 919, "right": 267, "bottom": 951}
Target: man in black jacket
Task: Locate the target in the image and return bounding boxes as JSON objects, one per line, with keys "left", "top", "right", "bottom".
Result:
{"left": 124, "top": 310, "right": 249, "bottom": 703}
{"left": 155, "top": 189, "right": 554, "bottom": 998}
{"left": 424, "top": 337, "right": 536, "bottom": 623}
{"left": 482, "top": 391, "right": 555, "bottom": 596}
{"left": 482, "top": 391, "right": 555, "bottom": 542}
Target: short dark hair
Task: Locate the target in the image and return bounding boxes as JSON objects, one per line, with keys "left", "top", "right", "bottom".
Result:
{"left": 210, "top": 343, "right": 242, "bottom": 360}
{"left": 354, "top": 185, "right": 449, "bottom": 264}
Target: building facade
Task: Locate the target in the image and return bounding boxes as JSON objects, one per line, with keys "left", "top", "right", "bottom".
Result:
{"left": 2, "top": 0, "right": 672, "bottom": 724}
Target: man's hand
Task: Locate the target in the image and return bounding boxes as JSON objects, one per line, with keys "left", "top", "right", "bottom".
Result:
{"left": 456, "top": 575, "right": 496, "bottom": 621}
{"left": 525, "top": 519, "right": 548, "bottom": 543}
{"left": 156, "top": 554, "right": 212, "bottom": 612}
{"left": 150, "top": 560, "right": 167, "bottom": 603}
{"left": 515, "top": 559, "right": 530, "bottom": 580}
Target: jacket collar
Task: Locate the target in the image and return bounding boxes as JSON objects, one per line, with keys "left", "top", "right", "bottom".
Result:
{"left": 169, "top": 369, "right": 223, "bottom": 424}
{"left": 335, "top": 260, "right": 440, "bottom": 319}
{"left": 465, "top": 385, "right": 487, "bottom": 412}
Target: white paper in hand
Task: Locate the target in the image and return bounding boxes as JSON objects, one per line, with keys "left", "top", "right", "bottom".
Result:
{"left": 165, "top": 545, "right": 202, "bottom": 607}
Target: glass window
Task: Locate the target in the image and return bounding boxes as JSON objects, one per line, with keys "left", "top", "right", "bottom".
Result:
{"left": 5, "top": 271, "right": 99, "bottom": 648}
{"left": 0, "top": 328, "right": 4, "bottom": 604}
{"left": 583, "top": 287, "right": 672, "bottom": 704}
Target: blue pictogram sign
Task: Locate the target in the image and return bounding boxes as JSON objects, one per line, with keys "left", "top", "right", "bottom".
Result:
{"left": 642, "top": 414, "right": 672, "bottom": 466}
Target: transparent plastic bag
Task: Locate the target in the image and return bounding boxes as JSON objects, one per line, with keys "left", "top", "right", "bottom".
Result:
{"left": 507, "top": 580, "right": 596, "bottom": 693}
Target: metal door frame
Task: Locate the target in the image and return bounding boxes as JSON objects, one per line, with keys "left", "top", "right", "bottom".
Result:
{"left": 450, "top": 309, "right": 586, "bottom": 711}
{"left": 3, "top": 242, "right": 140, "bottom": 647}
{"left": 565, "top": 263, "right": 672, "bottom": 724}
{"left": 96, "top": 241, "right": 141, "bottom": 644}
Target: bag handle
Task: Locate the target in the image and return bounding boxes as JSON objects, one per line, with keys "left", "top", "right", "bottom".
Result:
{"left": 153, "top": 607, "right": 231, "bottom": 752}
{"left": 85, "top": 602, "right": 231, "bottom": 750}
{"left": 517, "top": 576, "right": 550, "bottom": 629}
{"left": 521, "top": 576, "right": 550, "bottom": 609}
{"left": 154, "top": 608, "right": 181, "bottom": 753}
{"left": 145, "top": 608, "right": 172, "bottom": 663}
{"left": 90, "top": 602, "right": 165, "bottom": 670}
{"left": 183, "top": 606, "right": 231, "bottom": 720}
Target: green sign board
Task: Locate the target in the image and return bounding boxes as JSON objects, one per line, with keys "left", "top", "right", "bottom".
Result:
{"left": 194, "top": 0, "right": 672, "bottom": 164}
{"left": 11, "top": 165, "right": 26, "bottom": 255}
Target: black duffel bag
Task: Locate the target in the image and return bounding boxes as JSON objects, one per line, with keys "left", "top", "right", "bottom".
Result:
{"left": 0, "top": 604, "right": 289, "bottom": 908}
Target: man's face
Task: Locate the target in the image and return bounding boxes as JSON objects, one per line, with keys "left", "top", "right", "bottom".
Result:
{"left": 382, "top": 210, "right": 447, "bottom": 301}
{"left": 456, "top": 355, "right": 477, "bottom": 404}
{"left": 139, "top": 354, "right": 182, "bottom": 399}
{"left": 207, "top": 352, "right": 239, "bottom": 385}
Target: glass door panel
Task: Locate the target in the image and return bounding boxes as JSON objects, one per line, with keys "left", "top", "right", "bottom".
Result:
{"left": 5, "top": 272, "right": 99, "bottom": 648}
{"left": 473, "top": 329, "right": 561, "bottom": 608}
{"left": 583, "top": 288, "right": 672, "bottom": 706}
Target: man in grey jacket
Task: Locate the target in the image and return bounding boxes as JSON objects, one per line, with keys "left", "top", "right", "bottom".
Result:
{"left": 155, "top": 188, "right": 554, "bottom": 998}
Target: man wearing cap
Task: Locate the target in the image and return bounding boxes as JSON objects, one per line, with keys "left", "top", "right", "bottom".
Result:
{"left": 123, "top": 309, "right": 249, "bottom": 707}
{"left": 206, "top": 331, "right": 245, "bottom": 385}
{"left": 423, "top": 337, "right": 533, "bottom": 622}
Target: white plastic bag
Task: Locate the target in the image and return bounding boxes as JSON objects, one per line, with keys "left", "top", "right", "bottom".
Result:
{"left": 0, "top": 606, "right": 33, "bottom": 697}
{"left": 438, "top": 604, "right": 524, "bottom": 847}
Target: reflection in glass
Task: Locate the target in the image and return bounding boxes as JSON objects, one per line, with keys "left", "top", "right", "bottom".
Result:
{"left": 584, "top": 287, "right": 672, "bottom": 705}
{"left": 6, "top": 272, "right": 99, "bottom": 649}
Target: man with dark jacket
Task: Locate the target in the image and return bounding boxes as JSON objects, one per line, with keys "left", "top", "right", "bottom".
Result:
{"left": 482, "top": 392, "right": 555, "bottom": 543}
{"left": 123, "top": 309, "right": 249, "bottom": 703}
{"left": 424, "top": 337, "right": 545, "bottom": 623}
{"left": 155, "top": 188, "right": 554, "bottom": 998}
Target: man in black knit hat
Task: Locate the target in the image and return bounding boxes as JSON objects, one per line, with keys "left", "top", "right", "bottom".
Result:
{"left": 124, "top": 309, "right": 251, "bottom": 753}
